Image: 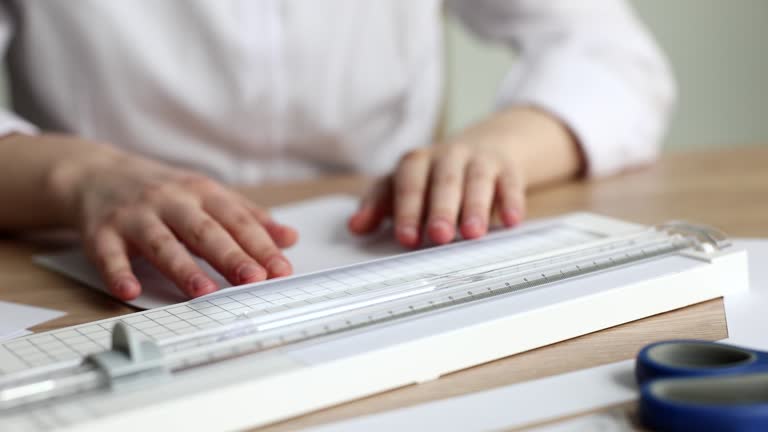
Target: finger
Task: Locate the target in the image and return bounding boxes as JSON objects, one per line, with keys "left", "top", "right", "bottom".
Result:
{"left": 120, "top": 212, "right": 219, "bottom": 298}
{"left": 201, "top": 199, "right": 293, "bottom": 279}
{"left": 393, "top": 149, "right": 432, "bottom": 248}
{"left": 460, "top": 156, "right": 498, "bottom": 239}
{"left": 426, "top": 149, "right": 466, "bottom": 244}
{"left": 162, "top": 202, "right": 281, "bottom": 284}
{"left": 85, "top": 227, "right": 141, "bottom": 300}
{"left": 246, "top": 203, "right": 299, "bottom": 248}
{"left": 496, "top": 165, "right": 526, "bottom": 227}
{"left": 264, "top": 222, "right": 299, "bottom": 249}
{"left": 348, "top": 177, "right": 393, "bottom": 235}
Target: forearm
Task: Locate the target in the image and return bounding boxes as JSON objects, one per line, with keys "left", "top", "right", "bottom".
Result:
{"left": 446, "top": 106, "right": 585, "bottom": 188}
{"left": 0, "top": 133, "right": 118, "bottom": 229}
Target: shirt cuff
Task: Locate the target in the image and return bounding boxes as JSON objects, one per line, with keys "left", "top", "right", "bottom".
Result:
{"left": 0, "top": 111, "right": 39, "bottom": 138}
{"left": 496, "top": 55, "right": 663, "bottom": 178}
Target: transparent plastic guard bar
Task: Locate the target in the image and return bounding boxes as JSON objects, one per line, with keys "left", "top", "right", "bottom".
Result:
{"left": 0, "top": 221, "right": 731, "bottom": 412}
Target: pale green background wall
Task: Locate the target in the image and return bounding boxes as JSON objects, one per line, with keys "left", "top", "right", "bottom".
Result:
{"left": 1, "top": 1, "right": 766, "bottom": 150}
{"left": 445, "top": 0, "right": 768, "bottom": 150}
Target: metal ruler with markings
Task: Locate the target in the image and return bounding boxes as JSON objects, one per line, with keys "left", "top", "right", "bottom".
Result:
{"left": 0, "top": 213, "right": 749, "bottom": 431}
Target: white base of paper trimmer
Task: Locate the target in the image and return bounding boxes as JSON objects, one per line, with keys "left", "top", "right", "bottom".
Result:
{"left": 0, "top": 213, "right": 748, "bottom": 431}
{"left": 12, "top": 249, "right": 745, "bottom": 432}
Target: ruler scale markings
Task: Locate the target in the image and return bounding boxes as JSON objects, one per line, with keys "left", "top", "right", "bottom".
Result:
{"left": 1, "top": 224, "right": 599, "bottom": 374}
{"left": 0, "top": 220, "right": 718, "bottom": 413}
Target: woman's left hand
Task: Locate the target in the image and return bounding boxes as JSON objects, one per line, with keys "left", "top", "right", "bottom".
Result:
{"left": 348, "top": 139, "right": 525, "bottom": 248}
{"left": 347, "top": 107, "right": 583, "bottom": 248}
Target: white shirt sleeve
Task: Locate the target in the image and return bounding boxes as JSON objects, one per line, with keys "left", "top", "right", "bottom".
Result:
{"left": 0, "top": 5, "right": 39, "bottom": 138}
{"left": 447, "top": 0, "right": 676, "bottom": 177}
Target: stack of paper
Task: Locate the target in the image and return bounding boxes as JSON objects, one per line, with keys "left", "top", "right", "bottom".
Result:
{"left": 0, "top": 301, "right": 65, "bottom": 342}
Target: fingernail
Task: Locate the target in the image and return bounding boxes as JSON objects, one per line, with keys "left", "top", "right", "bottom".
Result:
{"left": 348, "top": 213, "right": 363, "bottom": 230}
{"left": 464, "top": 216, "right": 482, "bottom": 229}
{"left": 190, "top": 274, "right": 216, "bottom": 297}
{"left": 280, "top": 225, "right": 299, "bottom": 244}
{"left": 237, "top": 262, "right": 266, "bottom": 284}
{"left": 502, "top": 209, "right": 522, "bottom": 227}
{"left": 428, "top": 219, "right": 454, "bottom": 244}
{"left": 262, "top": 219, "right": 280, "bottom": 230}
{"left": 266, "top": 256, "right": 292, "bottom": 277}
{"left": 461, "top": 216, "right": 486, "bottom": 238}
{"left": 114, "top": 278, "right": 138, "bottom": 299}
{"left": 274, "top": 222, "right": 294, "bottom": 233}
{"left": 348, "top": 207, "right": 372, "bottom": 232}
{"left": 269, "top": 222, "right": 295, "bottom": 238}
{"left": 396, "top": 225, "right": 419, "bottom": 247}
{"left": 354, "top": 206, "right": 371, "bottom": 217}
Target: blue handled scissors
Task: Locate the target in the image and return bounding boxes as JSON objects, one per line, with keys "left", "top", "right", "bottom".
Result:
{"left": 635, "top": 340, "right": 768, "bottom": 432}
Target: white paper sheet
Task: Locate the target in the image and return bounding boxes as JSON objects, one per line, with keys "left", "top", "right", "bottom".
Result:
{"left": 0, "top": 301, "right": 64, "bottom": 340}
{"left": 303, "top": 238, "right": 768, "bottom": 432}
{"left": 723, "top": 239, "right": 768, "bottom": 351}
{"left": 0, "top": 330, "right": 33, "bottom": 342}
{"left": 306, "top": 360, "right": 637, "bottom": 432}
{"left": 34, "top": 195, "right": 403, "bottom": 309}
{"left": 526, "top": 409, "right": 634, "bottom": 432}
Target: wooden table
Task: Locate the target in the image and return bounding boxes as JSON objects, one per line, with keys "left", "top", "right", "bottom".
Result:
{"left": 0, "top": 146, "right": 766, "bottom": 430}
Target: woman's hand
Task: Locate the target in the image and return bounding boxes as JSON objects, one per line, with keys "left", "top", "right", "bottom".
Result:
{"left": 348, "top": 107, "right": 584, "bottom": 248}
{"left": 348, "top": 142, "right": 525, "bottom": 248}
{"left": 48, "top": 142, "right": 298, "bottom": 301}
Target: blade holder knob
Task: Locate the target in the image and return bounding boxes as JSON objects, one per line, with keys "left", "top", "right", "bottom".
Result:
{"left": 87, "top": 322, "right": 169, "bottom": 390}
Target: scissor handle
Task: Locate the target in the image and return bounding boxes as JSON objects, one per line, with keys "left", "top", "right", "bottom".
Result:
{"left": 636, "top": 340, "right": 768, "bottom": 432}
{"left": 636, "top": 340, "right": 768, "bottom": 386}
{"left": 639, "top": 372, "right": 768, "bottom": 432}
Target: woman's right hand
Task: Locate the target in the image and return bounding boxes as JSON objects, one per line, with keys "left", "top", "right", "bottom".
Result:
{"left": 47, "top": 138, "right": 298, "bottom": 301}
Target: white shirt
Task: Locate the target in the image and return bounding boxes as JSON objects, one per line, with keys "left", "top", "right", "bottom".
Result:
{"left": 0, "top": 0, "right": 674, "bottom": 184}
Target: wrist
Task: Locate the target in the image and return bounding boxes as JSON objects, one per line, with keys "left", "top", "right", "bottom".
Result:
{"left": 448, "top": 106, "right": 584, "bottom": 187}
{"left": 45, "top": 137, "right": 124, "bottom": 225}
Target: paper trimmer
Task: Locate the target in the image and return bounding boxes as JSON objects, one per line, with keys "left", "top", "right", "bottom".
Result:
{"left": 0, "top": 213, "right": 748, "bottom": 431}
